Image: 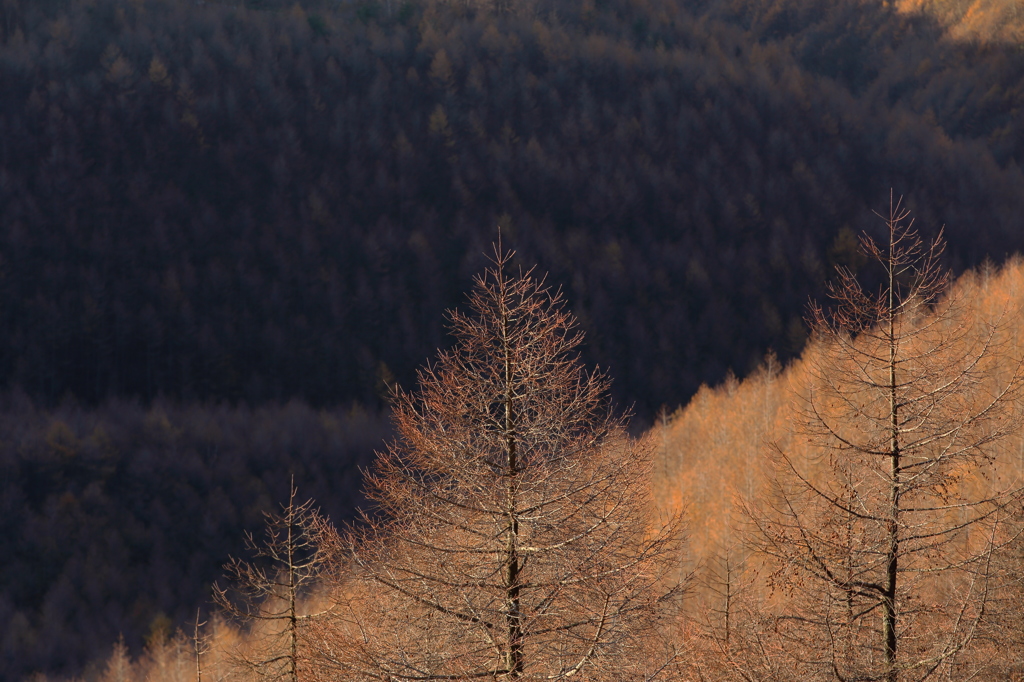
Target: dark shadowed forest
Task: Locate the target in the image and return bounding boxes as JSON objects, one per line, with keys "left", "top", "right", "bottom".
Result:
{"left": 0, "top": 396, "right": 388, "bottom": 679}
{"left": 1, "top": 0, "right": 1024, "bottom": 677}
{"left": 3, "top": 0, "right": 1024, "bottom": 416}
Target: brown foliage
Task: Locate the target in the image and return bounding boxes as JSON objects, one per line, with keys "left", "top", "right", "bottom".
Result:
{"left": 742, "top": 201, "right": 1024, "bottom": 681}
{"left": 307, "top": 249, "right": 688, "bottom": 681}
{"left": 214, "top": 482, "right": 330, "bottom": 682}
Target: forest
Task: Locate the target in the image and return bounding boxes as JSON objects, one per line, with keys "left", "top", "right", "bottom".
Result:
{"left": 2, "top": 0, "right": 1024, "bottom": 416}
{"left": 2, "top": 0, "right": 1024, "bottom": 676}
{"left": 57, "top": 223, "right": 1024, "bottom": 680}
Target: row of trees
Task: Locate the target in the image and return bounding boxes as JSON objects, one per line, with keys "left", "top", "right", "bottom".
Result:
{"left": 102, "top": 220, "right": 1021, "bottom": 682}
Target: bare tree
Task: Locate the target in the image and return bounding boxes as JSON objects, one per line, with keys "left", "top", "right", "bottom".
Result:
{"left": 194, "top": 610, "right": 208, "bottom": 682}
{"left": 308, "top": 248, "right": 687, "bottom": 681}
{"left": 215, "top": 480, "right": 329, "bottom": 682}
{"left": 698, "top": 540, "right": 757, "bottom": 653}
{"left": 747, "top": 199, "right": 1024, "bottom": 681}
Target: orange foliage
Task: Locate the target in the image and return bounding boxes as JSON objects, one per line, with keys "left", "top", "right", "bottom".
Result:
{"left": 897, "top": 0, "right": 1024, "bottom": 43}
{"left": 87, "top": 258, "right": 1024, "bottom": 680}
{"left": 656, "top": 254, "right": 1024, "bottom": 676}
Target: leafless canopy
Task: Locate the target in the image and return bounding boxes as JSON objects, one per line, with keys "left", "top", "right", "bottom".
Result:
{"left": 747, "top": 198, "right": 1024, "bottom": 682}
{"left": 309, "top": 248, "right": 686, "bottom": 681}
{"left": 214, "top": 480, "right": 329, "bottom": 682}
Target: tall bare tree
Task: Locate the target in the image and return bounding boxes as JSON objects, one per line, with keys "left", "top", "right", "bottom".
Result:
{"left": 215, "top": 480, "right": 329, "bottom": 682}
{"left": 308, "top": 248, "right": 687, "bottom": 681}
{"left": 747, "top": 199, "right": 1024, "bottom": 681}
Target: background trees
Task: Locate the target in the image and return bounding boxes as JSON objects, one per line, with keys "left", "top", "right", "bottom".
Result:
{"left": 747, "top": 204, "right": 1024, "bottom": 680}
{"left": 0, "top": 398, "right": 386, "bottom": 681}
{"left": 1, "top": 0, "right": 1024, "bottom": 422}
{"left": 308, "top": 250, "right": 686, "bottom": 681}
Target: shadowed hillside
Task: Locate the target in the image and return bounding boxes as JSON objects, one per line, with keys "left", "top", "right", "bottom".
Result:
{"left": 0, "top": 0, "right": 1023, "bottom": 422}
{"left": 0, "top": 397, "right": 388, "bottom": 680}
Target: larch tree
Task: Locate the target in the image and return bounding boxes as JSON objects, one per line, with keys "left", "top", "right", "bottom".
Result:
{"left": 308, "top": 248, "right": 687, "bottom": 681}
{"left": 214, "top": 480, "right": 329, "bottom": 682}
{"left": 747, "top": 200, "right": 1024, "bottom": 682}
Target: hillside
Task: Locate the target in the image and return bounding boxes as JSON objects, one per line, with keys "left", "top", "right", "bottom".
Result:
{"left": 4, "top": 0, "right": 1024, "bottom": 677}
{"left": 655, "top": 256, "right": 1024, "bottom": 676}
{"left": 65, "top": 253, "right": 1024, "bottom": 681}
{"left": 1, "top": 0, "right": 1023, "bottom": 421}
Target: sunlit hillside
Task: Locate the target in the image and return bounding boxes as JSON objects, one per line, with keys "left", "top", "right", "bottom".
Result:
{"left": 73, "top": 255, "right": 1024, "bottom": 681}
{"left": 898, "top": 0, "right": 1024, "bottom": 42}
{"left": 654, "top": 255, "right": 1024, "bottom": 672}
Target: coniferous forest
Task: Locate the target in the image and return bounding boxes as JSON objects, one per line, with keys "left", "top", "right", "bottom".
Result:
{"left": 2, "top": 0, "right": 1024, "bottom": 677}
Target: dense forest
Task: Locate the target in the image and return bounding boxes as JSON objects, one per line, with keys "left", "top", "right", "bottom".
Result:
{"left": 0, "top": 397, "right": 388, "bottom": 680}
{"left": 71, "top": 240, "right": 1024, "bottom": 681}
{"left": 2, "top": 0, "right": 1024, "bottom": 417}
{"left": 2, "top": 0, "right": 1024, "bottom": 677}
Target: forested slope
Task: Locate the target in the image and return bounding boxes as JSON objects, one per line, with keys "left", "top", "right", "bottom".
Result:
{"left": 1, "top": 0, "right": 1023, "bottom": 420}
{"left": 65, "top": 250, "right": 1024, "bottom": 681}
{"left": 0, "top": 396, "right": 387, "bottom": 680}
{"left": 3, "top": 0, "right": 1024, "bottom": 677}
{"left": 656, "top": 257, "right": 1024, "bottom": 677}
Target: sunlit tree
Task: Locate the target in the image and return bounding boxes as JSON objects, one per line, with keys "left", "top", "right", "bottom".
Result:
{"left": 215, "top": 481, "right": 329, "bottom": 682}
{"left": 748, "top": 200, "right": 1024, "bottom": 681}
{"left": 308, "top": 248, "right": 687, "bottom": 681}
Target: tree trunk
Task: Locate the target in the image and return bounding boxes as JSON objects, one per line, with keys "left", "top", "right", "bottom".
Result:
{"left": 501, "top": 300, "right": 524, "bottom": 679}
{"left": 884, "top": 253, "right": 900, "bottom": 682}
